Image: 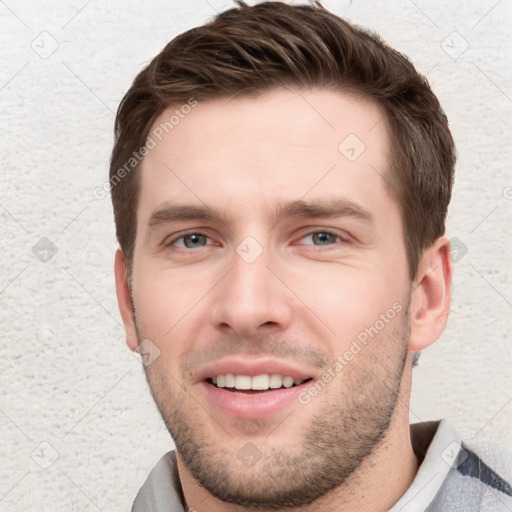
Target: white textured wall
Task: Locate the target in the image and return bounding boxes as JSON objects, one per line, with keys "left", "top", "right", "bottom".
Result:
{"left": 1, "top": 1, "right": 511, "bottom": 510}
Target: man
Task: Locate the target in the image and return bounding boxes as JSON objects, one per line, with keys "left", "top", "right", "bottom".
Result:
{"left": 110, "top": 1, "right": 512, "bottom": 510}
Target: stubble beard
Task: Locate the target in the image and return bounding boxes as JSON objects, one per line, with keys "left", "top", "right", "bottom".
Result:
{"left": 138, "top": 305, "right": 410, "bottom": 509}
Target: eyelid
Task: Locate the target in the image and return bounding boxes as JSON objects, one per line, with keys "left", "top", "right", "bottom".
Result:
{"left": 163, "top": 229, "right": 217, "bottom": 248}
{"left": 294, "top": 227, "right": 352, "bottom": 246}
{"left": 162, "top": 227, "right": 353, "bottom": 250}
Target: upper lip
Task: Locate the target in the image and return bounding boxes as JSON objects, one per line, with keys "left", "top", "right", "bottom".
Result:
{"left": 194, "top": 356, "right": 318, "bottom": 384}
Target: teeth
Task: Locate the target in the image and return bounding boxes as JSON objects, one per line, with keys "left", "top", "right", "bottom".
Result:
{"left": 225, "top": 374, "right": 235, "bottom": 388}
{"left": 211, "top": 373, "right": 304, "bottom": 391}
{"left": 251, "top": 374, "right": 269, "bottom": 390}
{"left": 282, "top": 376, "right": 294, "bottom": 388}
{"left": 235, "top": 375, "right": 251, "bottom": 389}
{"left": 269, "top": 374, "right": 283, "bottom": 389}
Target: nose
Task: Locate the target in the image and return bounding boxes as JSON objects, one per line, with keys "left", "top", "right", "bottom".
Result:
{"left": 209, "top": 246, "right": 294, "bottom": 337}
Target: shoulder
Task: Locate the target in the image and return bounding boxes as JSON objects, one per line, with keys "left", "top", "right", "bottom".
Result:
{"left": 429, "top": 422, "right": 512, "bottom": 511}
{"left": 131, "top": 451, "right": 186, "bottom": 512}
{"left": 459, "top": 438, "right": 512, "bottom": 495}
{"left": 392, "top": 420, "right": 512, "bottom": 512}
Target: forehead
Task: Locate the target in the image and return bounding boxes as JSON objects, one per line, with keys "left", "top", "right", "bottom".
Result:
{"left": 137, "top": 87, "right": 394, "bottom": 226}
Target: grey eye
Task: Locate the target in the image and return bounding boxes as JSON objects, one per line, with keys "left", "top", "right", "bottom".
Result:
{"left": 179, "top": 233, "right": 208, "bottom": 248}
{"left": 313, "top": 232, "right": 337, "bottom": 245}
{"left": 304, "top": 232, "right": 339, "bottom": 246}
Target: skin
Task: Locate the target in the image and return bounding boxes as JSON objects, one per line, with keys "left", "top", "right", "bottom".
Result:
{"left": 115, "top": 87, "right": 452, "bottom": 511}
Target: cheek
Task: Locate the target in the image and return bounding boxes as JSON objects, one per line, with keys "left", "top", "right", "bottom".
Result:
{"left": 131, "top": 265, "right": 173, "bottom": 337}
{"left": 131, "top": 264, "right": 212, "bottom": 341}
{"left": 291, "top": 263, "right": 404, "bottom": 337}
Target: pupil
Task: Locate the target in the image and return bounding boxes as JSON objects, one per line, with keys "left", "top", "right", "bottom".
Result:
{"left": 184, "top": 234, "right": 206, "bottom": 248}
{"left": 313, "top": 232, "right": 335, "bottom": 245}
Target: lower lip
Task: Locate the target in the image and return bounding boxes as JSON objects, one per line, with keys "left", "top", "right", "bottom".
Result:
{"left": 198, "top": 380, "right": 310, "bottom": 420}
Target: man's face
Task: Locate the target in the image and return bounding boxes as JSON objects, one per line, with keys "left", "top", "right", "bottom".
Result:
{"left": 129, "top": 88, "right": 413, "bottom": 507}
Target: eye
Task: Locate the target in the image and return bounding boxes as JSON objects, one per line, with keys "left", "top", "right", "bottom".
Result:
{"left": 170, "top": 233, "right": 211, "bottom": 249}
{"left": 297, "top": 231, "right": 344, "bottom": 247}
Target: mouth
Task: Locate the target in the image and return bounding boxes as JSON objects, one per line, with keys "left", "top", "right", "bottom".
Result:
{"left": 195, "top": 357, "right": 319, "bottom": 420}
{"left": 207, "top": 374, "right": 314, "bottom": 394}
{"left": 198, "top": 369, "right": 316, "bottom": 421}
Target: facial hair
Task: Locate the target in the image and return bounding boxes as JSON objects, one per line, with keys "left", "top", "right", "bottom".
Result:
{"left": 138, "top": 304, "right": 410, "bottom": 509}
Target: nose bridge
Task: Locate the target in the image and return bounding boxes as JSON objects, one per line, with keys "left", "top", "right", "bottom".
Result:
{"left": 232, "top": 246, "right": 271, "bottom": 300}
{"left": 210, "top": 240, "right": 293, "bottom": 334}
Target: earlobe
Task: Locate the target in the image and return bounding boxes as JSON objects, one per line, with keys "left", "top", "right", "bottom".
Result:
{"left": 114, "top": 249, "right": 139, "bottom": 351}
{"left": 408, "top": 236, "right": 452, "bottom": 352}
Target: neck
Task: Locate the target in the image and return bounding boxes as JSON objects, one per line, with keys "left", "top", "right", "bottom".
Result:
{"left": 178, "top": 359, "right": 418, "bottom": 512}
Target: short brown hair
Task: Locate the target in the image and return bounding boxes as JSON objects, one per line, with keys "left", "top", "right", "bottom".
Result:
{"left": 110, "top": 0, "right": 455, "bottom": 280}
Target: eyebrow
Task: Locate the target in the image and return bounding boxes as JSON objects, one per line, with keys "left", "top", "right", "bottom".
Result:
{"left": 276, "top": 199, "right": 373, "bottom": 224}
{"left": 147, "top": 198, "right": 374, "bottom": 229}
{"left": 148, "top": 204, "right": 226, "bottom": 228}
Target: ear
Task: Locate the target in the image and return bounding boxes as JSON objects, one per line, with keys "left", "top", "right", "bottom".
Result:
{"left": 409, "top": 236, "right": 452, "bottom": 352}
{"left": 114, "top": 248, "right": 139, "bottom": 351}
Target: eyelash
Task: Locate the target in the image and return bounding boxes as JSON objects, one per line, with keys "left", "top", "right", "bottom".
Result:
{"left": 164, "top": 229, "right": 350, "bottom": 251}
{"left": 165, "top": 231, "right": 217, "bottom": 250}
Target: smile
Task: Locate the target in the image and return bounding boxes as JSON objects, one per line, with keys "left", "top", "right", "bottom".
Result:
{"left": 211, "top": 373, "right": 310, "bottom": 391}
{"left": 194, "top": 357, "right": 318, "bottom": 420}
